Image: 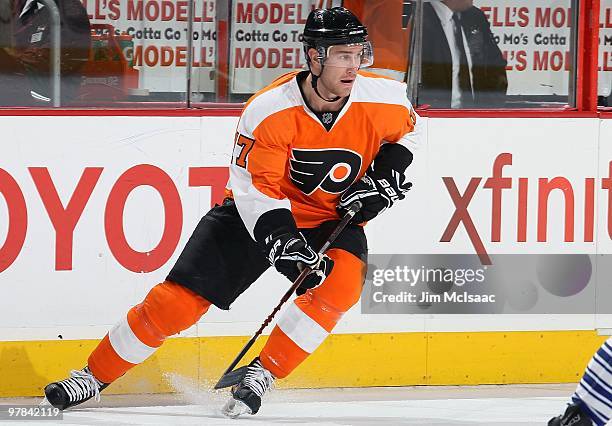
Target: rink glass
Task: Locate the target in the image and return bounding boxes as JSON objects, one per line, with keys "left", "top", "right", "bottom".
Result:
{"left": 0, "top": 0, "right": 601, "bottom": 109}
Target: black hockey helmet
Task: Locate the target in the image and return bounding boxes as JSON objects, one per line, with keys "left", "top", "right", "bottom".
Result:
{"left": 302, "top": 7, "right": 372, "bottom": 69}
{"left": 303, "top": 7, "right": 368, "bottom": 48}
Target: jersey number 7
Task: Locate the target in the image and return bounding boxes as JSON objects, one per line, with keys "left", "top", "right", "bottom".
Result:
{"left": 234, "top": 133, "right": 255, "bottom": 168}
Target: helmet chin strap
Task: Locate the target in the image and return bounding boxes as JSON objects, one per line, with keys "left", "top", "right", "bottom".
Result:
{"left": 311, "top": 67, "right": 341, "bottom": 103}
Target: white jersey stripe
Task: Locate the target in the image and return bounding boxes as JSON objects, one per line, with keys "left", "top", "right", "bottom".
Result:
{"left": 396, "top": 110, "right": 424, "bottom": 153}
{"left": 108, "top": 316, "right": 157, "bottom": 365}
{"left": 277, "top": 302, "right": 329, "bottom": 354}
{"left": 229, "top": 164, "right": 292, "bottom": 239}
{"left": 352, "top": 73, "right": 411, "bottom": 107}
{"left": 238, "top": 80, "right": 302, "bottom": 138}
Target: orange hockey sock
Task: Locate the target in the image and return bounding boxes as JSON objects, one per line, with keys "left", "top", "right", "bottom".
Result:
{"left": 88, "top": 281, "right": 210, "bottom": 384}
{"left": 260, "top": 248, "right": 366, "bottom": 378}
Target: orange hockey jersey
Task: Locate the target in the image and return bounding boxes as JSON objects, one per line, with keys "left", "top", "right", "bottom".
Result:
{"left": 227, "top": 70, "right": 423, "bottom": 238}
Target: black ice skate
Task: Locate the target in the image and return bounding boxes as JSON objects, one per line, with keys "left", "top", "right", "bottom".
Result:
{"left": 221, "top": 357, "right": 275, "bottom": 418}
{"left": 43, "top": 366, "right": 108, "bottom": 410}
{"left": 548, "top": 402, "right": 594, "bottom": 426}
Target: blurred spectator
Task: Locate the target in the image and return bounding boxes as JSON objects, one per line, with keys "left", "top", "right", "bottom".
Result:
{"left": 0, "top": 0, "right": 10, "bottom": 44}
{"left": 0, "top": 0, "right": 32, "bottom": 105}
{"left": 346, "top": 0, "right": 506, "bottom": 108}
{"left": 421, "top": 0, "right": 507, "bottom": 108}
{"left": 0, "top": 0, "right": 90, "bottom": 106}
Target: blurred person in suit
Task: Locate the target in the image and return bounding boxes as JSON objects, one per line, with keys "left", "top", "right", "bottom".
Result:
{"left": 0, "top": 0, "right": 32, "bottom": 105}
{"left": 420, "top": 0, "right": 507, "bottom": 108}
{"left": 0, "top": 0, "right": 90, "bottom": 106}
{"left": 346, "top": 0, "right": 507, "bottom": 108}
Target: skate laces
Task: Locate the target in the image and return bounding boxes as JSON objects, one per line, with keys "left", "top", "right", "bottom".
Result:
{"left": 58, "top": 368, "right": 103, "bottom": 403}
{"left": 242, "top": 360, "right": 274, "bottom": 397}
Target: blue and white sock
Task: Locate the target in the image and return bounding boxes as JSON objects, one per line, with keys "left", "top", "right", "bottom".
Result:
{"left": 571, "top": 337, "right": 612, "bottom": 426}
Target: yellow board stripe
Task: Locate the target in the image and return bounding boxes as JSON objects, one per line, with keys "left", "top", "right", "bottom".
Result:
{"left": 0, "top": 331, "right": 607, "bottom": 397}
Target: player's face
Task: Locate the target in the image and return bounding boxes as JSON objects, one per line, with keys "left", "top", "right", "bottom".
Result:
{"left": 319, "top": 60, "right": 358, "bottom": 98}
{"left": 310, "top": 45, "right": 363, "bottom": 98}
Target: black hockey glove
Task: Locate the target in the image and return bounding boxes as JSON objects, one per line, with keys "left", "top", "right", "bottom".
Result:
{"left": 264, "top": 230, "right": 334, "bottom": 294}
{"left": 337, "top": 168, "right": 412, "bottom": 224}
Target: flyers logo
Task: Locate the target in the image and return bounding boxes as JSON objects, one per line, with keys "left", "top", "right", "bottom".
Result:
{"left": 289, "top": 148, "right": 362, "bottom": 195}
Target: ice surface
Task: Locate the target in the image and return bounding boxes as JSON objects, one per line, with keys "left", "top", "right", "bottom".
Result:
{"left": 1, "top": 384, "right": 574, "bottom": 426}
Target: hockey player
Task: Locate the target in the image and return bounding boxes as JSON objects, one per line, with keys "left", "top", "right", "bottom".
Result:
{"left": 548, "top": 337, "right": 611, "bottom": 426}
{"left": 43, "top": 7, "right": 422, "bottom": 417}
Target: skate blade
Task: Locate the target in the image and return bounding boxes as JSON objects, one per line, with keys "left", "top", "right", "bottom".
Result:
{"left": 221, "top": 397, "right": 252, "bottom": 419}
{"left": 39, "top": 397, "right": 52, "bottom": 407}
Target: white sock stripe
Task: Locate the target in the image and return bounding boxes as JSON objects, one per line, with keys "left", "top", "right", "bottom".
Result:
{"left": 277, "top": 302, "right": 329, "bottom": 354}
{"left": 592, "top": 353, "right": 612, "bottom": 377}
{"left": 576, "top": 380, "right": 612, "bottom": 417}
{"left": 599, "top": 341, "right": 612, "bottom": 363}
{"left": 583, "top": 403, "right": 608, "bottom": 425}
{"left": 581, "top": 376, "right": 612, "bottom": 408}
{"left": 108, "top": 316, "right": 157, "bottom": 365}
{"left": 585, "top": 366, "right": 612, "bottom": 394}
{"left": 589, "top": 351, "right": 612, "bottom": 376}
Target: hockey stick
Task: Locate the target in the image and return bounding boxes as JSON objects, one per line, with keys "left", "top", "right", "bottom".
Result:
{"left": 213, "top": 200, "right": 362, "bottom": 390}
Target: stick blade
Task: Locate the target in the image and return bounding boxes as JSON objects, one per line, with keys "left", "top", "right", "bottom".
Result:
{"left": 214, "top": 365, "right": 248, "bottom": 390}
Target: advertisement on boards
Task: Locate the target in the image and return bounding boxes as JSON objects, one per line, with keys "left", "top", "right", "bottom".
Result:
{"left": 1, "top": 116, "right": 612, "bottom": 335}
{"left": 229, "top": 0, "right": 340, "bottom": 94}
{"left": 475, "top": 0, "right": 572, "bottom": 96}
{"left": 82, "top": 0, "right": 217, "bottom": 93}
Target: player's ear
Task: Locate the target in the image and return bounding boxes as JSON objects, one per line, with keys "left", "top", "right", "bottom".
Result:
{"left": 308, "top": 48, "right": 323, "bottom": 74}
{"left": 308, "top": 48, "right": 320, "bottom": 65}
